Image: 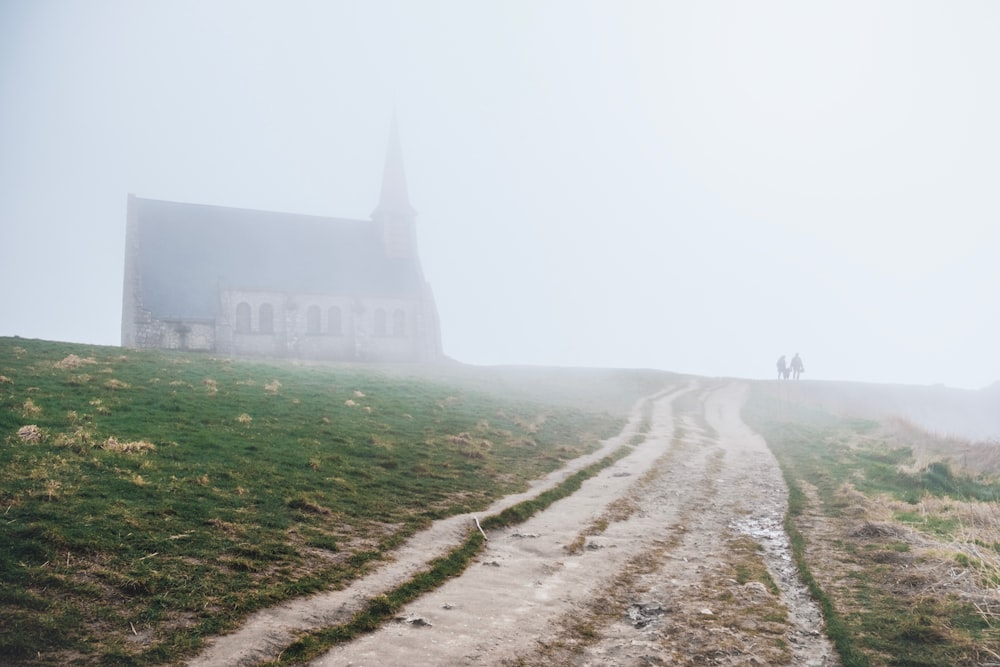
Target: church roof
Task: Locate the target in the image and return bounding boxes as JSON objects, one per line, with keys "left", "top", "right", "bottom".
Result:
{"left": 132, "top": 197, "right": 425, "bottom": 320}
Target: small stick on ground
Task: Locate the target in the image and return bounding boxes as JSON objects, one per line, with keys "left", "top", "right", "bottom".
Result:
{"left": 473, "top": 516, "right": 488, "bottom": 541}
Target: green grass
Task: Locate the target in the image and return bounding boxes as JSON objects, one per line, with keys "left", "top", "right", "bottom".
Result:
{"left": 0, "top": 337, "right": 666, "bottom": 665}
{"left": 744, "top": 385, "right": 1000, "bottom": 667}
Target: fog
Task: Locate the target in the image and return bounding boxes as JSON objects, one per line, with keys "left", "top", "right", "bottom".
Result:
{"left": 2, "top": 1, "right": 998, "bottom": 389}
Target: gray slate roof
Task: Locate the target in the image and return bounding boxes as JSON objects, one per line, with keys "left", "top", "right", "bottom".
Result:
{"left": 133, "top": 197, "right": 424, "bottom": 320}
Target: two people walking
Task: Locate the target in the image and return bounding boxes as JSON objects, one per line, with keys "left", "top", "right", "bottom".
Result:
{"left": 776, "top": 353, "right": 804, "bottom": 380}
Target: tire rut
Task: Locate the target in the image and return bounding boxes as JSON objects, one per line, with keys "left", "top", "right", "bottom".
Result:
{"left": 187, "top": 384, "right": 687, "bottom": 667}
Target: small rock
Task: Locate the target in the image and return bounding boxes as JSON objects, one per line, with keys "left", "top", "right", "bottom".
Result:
{"left": 409, "top": 617, "right": 432, "bottom": 627}
{"left": 699, "top": 608, "right": 714, "bottom": 616}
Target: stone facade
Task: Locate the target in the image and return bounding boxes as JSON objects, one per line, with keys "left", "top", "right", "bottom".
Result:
{"left": 121, "top": 122, "right": 443, "bottom": 363}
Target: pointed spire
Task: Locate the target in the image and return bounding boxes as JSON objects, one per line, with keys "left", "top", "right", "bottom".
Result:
{"left": 372, "top": 111, "right": 416, "bottom": 220}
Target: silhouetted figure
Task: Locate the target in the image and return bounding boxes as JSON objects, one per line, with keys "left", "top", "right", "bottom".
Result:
{"left": 776, "top": 355, "right": 787, "bottom": 380}
{"left": 790, "top": 353, "right": 805, "bottom": 380}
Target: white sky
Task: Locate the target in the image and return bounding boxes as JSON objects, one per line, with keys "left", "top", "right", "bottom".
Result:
{"left": 1, "top": 1, "right": 998, "bottom": 389}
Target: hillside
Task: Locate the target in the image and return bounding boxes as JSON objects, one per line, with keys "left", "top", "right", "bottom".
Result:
{"left": 0, "top": 337, "right": 668, "bottom": 665}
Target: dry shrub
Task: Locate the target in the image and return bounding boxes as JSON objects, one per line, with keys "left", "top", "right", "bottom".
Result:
{"left": 21, "top": 398, "right": 41, "bottom": 417}
{"left": 203, "top": 378, "right": 218, "bottom": 394}
{"left": 104, "top": 379, "right": 130, "bottom": 390}
{"left": 353, "top": 390, "right": 365, "bottom": 397}
{"left": 344, "top": 399, "right": 357, "bottom": 407}
{"left": 447, "top": 432, "right": 473, "bottom": 446}
{"left": 236, "top": 413, "right": 252, "bottom": 424}
{"left": 102, "top": 437, "right": 156, "bottom": 453}
{"left": 43, "top": 479, "right": 62, "bottom": 501}
{"left": 0, "top": 375, "right": 12, "bottom": 384}
{"left": 264, "top": 380, "right": 281, "bottom": 394}
{"left": 53, "top": 426, "right": 96, "bottom": 448}
{"left": 17, "top": 424, "right": 42, "bottom": 442}
{"left": 850, "top": 521, "right": 904, "bottom": 539}
{"left": 54, "top": 354, "right": 96, "bottom": 370}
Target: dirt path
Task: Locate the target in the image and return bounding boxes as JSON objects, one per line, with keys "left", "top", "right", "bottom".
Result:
{"left": 189, "top": 383, "right": 678, "bottom": 667}
{"left": 191, "top": 381, "right": 838, "bottom": 666}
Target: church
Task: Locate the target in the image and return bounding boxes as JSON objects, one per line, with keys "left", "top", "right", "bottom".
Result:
{"left": 120, "top": 121, "right": 443, "bottom": 363}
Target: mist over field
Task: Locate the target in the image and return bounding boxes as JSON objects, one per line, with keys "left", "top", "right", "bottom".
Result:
{"left": 1, "top": 1, "right": 998, "bottom": 389}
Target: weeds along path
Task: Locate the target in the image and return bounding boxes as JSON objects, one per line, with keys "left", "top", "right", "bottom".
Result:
{"left": 187, "top": 384, "right": 688, "bottom": 667}
{"left": 308, "top": 382, "right": 839, "bottom": 667}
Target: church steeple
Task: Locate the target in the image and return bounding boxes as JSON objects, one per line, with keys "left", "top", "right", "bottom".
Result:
{"left": 371, "top": 113, "right": 418, "bottom": 258}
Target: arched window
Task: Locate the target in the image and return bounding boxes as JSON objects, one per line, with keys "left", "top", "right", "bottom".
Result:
{"left": 235, "top": 302, "right": 251, "bottom": 333}
{"left": 328, "top": 306, "right": 342, "bottom": 335}
{"left": 306, "top": 305, "right": 321, "bottom": 334}
{"left": 259, "top": 303, "right": 274, "bottom": 334}
{"left": 392, "top": 309, "right": 406, "bottom": 336}
{"left": 373, "top": 308, "right": 387, "bottom": 336}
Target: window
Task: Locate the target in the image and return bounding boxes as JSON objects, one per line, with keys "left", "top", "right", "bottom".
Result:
{"left": 373, "top": 308, "right": 387, "bottom": 336}
{"left": 235, "top": 302, "right": 251, "bottom": 333}
{"left": 328, "top": 306, "right": 342, "bottom": 335}
{"left": 259, "top": 303, "right": 274, "bottom": 333}
{"left": 306, "top": 305, "right": 321, "bottom": 334}
{"left": 392, "top": 309, "right": 406, "bottom": 336}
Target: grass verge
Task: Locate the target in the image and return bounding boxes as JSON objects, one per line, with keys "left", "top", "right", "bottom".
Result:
{"left": 745, "top": 383, "right": 1000, "bottom": 666}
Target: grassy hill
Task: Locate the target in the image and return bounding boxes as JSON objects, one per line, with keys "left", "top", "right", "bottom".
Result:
{"left": 0, "top": 337, "right": 670, "bottom": 665}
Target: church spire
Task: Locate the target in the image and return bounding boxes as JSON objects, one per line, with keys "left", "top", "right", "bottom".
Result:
{"left": 372, "top": 111, "right": 416, "bottom": 220}
{"left": 372, "top": 112, "right": 418, "bottom": 259}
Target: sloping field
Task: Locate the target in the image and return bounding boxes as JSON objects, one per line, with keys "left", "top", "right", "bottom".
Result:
{"left": 0, "top": 337, "right": 670, "bottom": 665}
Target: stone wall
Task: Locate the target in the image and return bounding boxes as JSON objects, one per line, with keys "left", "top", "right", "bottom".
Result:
{"left": 216, "top": 288, "right": 426, "bottom": 362}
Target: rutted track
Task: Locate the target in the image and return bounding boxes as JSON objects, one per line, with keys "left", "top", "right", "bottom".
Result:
{"left": 191, "top": 381, "right": 838, "bottom": 666}
{"left": 188, "top": 383, "right": 681, "bottom": 667}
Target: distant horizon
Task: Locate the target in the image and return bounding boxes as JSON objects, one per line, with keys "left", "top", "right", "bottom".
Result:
{"left": 2, "top": 332, "right": 996, "bottom": 393}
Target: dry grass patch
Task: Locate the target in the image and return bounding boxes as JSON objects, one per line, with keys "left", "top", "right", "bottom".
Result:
{"left": 54, "top": 354, "right": 97, "bottom": 370}
{"left": 101, "top": 437, "right": 157, "bottom": 454}
{"left": 16, "top": 424, "right": 43, "bottom": 442}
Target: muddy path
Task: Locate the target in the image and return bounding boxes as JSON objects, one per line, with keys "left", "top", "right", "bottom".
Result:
{"left": 190, "top": 381, "right": 838, "bottom": 666}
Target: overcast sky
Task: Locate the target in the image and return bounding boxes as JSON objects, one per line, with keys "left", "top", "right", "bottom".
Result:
{"left": 1, "top": 1, "right": 998, "bottom": 389}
